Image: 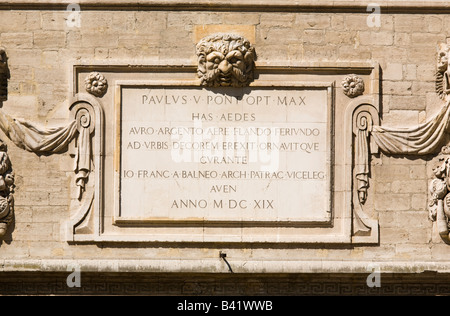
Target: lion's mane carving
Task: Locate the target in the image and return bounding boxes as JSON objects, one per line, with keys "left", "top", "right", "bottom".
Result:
{"left": 196, "top": 33, "right": 257, "bottom": 88}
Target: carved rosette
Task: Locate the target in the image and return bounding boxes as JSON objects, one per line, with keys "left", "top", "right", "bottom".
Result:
{"left": 429, "top": 145, "right": 450, "bottom": 242}
{"left": 342, "top": 74, "right": 365, "bottom": 98}
{"left": 85, "top": 72, "right": 108, "bottom": 98}
{"left": 0, "top": 139, "right": 14, "bottom": 237}
{"left": 196, "top": 33, "right": 257, "bottom": 88}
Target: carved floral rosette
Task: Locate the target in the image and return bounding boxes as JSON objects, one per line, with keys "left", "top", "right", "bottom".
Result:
{"left": 342, "top": 74, "right": 365, "bottom": 98}
{"left": 85, "top": 72, "right": 108, "bottom": 98}
{"left": 429, "top": 145, "right": 450, "bottom": 241}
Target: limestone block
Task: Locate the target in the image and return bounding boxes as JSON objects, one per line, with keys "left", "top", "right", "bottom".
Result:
{"left": 404, "top": 64, "right": 417, "bottom": 80}
{"left": 425, "top": 16, "right": 443, "bottom": 33}
{"left": 383, "top": 63, "right": 403, "bottom": 81}
{"left": 374, "top": 194, "right": 411, "bottom": 211}
{"left": 394, "top": 15, "right": 428, "bottom": 33}
{"left": 359, "top": 31, "right": 394, "bottom": 46}
{"left": 389, "top": 95, "right": 426, "bottom": 110}
{"left": 384, "top": 81, "right": 412, "bottom": 95}
{"left": 394, "top": 32, "right": 411, "bottom": 46}
{"left": 294, "top": 14, "right": 330, "bottom": 29}
{"left": 33, "top": 31, "right": 66, "bottom": 49}
{"left": 382, "top": 110, "right": 419, "bottom": 127}
{"left": 0, "top": 33, "right": 33, "bottom": 49}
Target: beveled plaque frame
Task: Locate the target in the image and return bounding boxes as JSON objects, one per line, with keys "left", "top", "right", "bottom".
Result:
{"left": 66, "top": 61, "right": 380, "bottom": 244}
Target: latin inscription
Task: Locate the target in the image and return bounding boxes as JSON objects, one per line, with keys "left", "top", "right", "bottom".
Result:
{"left": 118, "top": 87, "right": 331, "bottom": 222}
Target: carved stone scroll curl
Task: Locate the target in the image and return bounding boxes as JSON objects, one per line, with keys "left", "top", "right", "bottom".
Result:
{"left": 73, "top": 107, "right": 94, "bottom": 200}
{"left": 354, "top": 110, "right": 373, "bottom": 205}
{"left": 352, "top": 103, "right": 379, "bottom": 238}
{"left": 66, "top": 94, "right": 104, "bottom": 241}
{"left": 0, "top": 92, "right": 102, "bottom": 239}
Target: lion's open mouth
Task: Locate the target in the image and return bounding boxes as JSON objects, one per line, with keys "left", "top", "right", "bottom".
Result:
{"left": 220, "top": 73, "right": 232, "bottom": 86}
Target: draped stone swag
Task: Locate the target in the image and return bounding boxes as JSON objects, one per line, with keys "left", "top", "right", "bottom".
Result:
{"left": 0, "top": 93, "right": 448, "bottom": 239}
{"left": 0, "top": 110, "right": 91, "bottom": 199}
{"left": 354, "top": 100, "right": 450, "bottom": 240}
{"left": 355, "top": 100, "right": 450, "bottom": 198}
{"left": 372, "top": 100, "right": 450, "bottom": 155}
{"left": 356, "top": 100, "right": 450, "bottom": 196}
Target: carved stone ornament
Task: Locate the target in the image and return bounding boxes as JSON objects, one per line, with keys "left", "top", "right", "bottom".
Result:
{"left": 196, "top": 33, "right": 257, "bottom": 88}
{"left": 0, "top": 139, "right": 14, "bottom": 237}
{"left": 0, "top": 93, "right": 99, "bottom": 239}
{"left": 342, "top": 74, "right": 365, "bottom": 98}
{"left": 429, "top": 145, "right": 450, "bottom": 242}
{"left": 85, "top": 72, "right": 108, "bottom": 97}
{"left": 0, "top": 47, "right": 10, "bottom": 102}
{"left": 436, "top": 43, "right": 450, "bottom": 101}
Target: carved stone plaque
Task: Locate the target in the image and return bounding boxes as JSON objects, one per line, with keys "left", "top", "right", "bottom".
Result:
{"left": 116, "top": 86, "right": 332, "bottom": 224}
{"left": 66, "top": 62, "right": 379, "bottom": 244}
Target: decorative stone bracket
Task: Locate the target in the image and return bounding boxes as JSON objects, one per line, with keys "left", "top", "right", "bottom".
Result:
{"left": 351, "top": 100, "right": 379, "bottom": 240}
{"left": 350, "top": 100, "right": 450, "bottom": 243}
{"left": 0, "top": 91, "right": 102, "bottom": 238}
{"left": 346, "top": 97, "right": 380, "bottom": 243}
{"left": 66, "top": 94, "right": 103, "bottom": 240}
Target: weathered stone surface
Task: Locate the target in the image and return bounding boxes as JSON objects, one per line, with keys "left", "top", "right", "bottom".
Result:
{"left": 0, "top": 0, "right": 448, "bottom": 294}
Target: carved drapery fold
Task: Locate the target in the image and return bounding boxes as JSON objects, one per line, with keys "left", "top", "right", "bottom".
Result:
{"left": 0, "top": 95, "right": 101, "bottom": 240}
{"left": 0, "top": 111, "right": 77, "bottom": 154}
{"left": 351, "top": 103, "right": 379, "bottom": 238}
{"left": 353, "top": 111, "right": 371, "bottom": 235}
{"left": 372, "top": 100, "right": 450, "bottom": 155}
{"left": 355, "top": 110, "right": 372, "bottom": 204}
{"left": 66, "top": 94, "right": 103, "bottom": 241}
{"left": 0, "top": 108, "right": 94, "bottom": 201}
{"left": 370, "top": 100, "right": 450, "bottom": 242}
{"left": 74, "top": 108, "right": 93, "bottom": 200}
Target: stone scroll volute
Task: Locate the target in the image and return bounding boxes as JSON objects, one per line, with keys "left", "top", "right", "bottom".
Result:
{"left": 349, "top": 99, "right": 380, "bottom": 243}
{"left": 66, "top": 94, "right": 104, "bottom": 241}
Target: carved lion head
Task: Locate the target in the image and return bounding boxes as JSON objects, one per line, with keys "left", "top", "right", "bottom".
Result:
{"left": 196, "top": 33, "right": 257, "bottom": 88}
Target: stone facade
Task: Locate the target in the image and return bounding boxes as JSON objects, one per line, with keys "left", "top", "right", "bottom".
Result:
{"left": 0, "top": 0, "right": 449, "bottom": 295}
